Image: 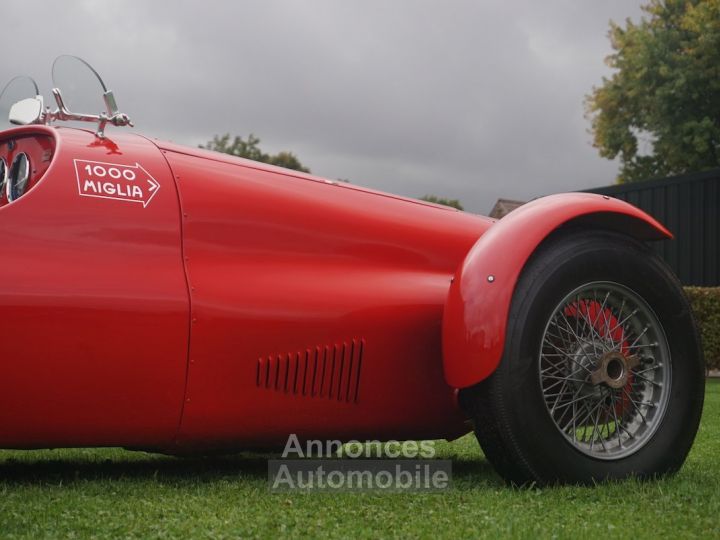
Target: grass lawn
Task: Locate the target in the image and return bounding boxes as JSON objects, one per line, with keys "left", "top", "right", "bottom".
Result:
{"left": 1, "top": 380, "right": 718, "bottom": 539}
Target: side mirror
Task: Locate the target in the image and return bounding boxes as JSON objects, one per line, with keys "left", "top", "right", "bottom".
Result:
{"left": 9, "top": 97, "right": 43, "bottom": 125}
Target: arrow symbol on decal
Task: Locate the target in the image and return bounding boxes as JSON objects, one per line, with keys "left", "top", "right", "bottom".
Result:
{"left": 147, "top": 178, "right": 160, "bottom": 192}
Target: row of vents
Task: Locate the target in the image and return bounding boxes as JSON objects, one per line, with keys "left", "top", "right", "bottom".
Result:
{"left": 256, "top": 339, "right": 364, "bottom": 403}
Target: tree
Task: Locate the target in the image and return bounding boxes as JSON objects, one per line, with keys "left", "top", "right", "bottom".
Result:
{"left": 200, "top": 133, "right": 311, "bottom": 173}
{"left": 586, "top": 0, "right": 720, "bottom": 183}
{"left": 420, "top": 194, "right": 464, "bottom": 210}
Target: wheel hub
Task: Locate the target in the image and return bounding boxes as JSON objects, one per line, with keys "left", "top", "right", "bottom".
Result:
{"left": 589, "top": 351, "right": 640, "bottom": 389}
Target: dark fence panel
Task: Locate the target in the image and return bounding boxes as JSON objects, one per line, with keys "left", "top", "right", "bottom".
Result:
{"left": 584, "top": 168, "right": 720, "bottom": 286}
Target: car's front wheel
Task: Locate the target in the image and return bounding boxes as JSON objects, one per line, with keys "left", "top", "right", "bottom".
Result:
{"left": 460, "top": 229, "right": 705, "bottom": 485}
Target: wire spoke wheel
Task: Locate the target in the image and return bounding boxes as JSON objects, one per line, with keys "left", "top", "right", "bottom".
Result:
{"left": 462, "top": 231, "right": 703, "bottom": 485}
{"left": 539, "top": 281, "right": 671, "bottom": 460}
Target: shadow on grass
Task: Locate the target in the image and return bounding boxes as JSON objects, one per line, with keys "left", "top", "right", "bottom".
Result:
{"left": 0, "top": 452, "right": 502, "bottom": 487}
{"left": 0, "top": 453, "right": 271, "bottom": 485}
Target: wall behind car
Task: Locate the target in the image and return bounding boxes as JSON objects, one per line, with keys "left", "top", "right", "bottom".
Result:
{"left": 584, "top": 167, "right": 720, "bottom": 287}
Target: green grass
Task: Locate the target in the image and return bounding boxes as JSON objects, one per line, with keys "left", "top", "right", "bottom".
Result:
{"left": 1, "top": 381, "right": 719, "bottom": 539}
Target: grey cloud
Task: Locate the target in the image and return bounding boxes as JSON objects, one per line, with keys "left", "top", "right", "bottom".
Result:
{"left": 1, "top": 0, "right": 646, "bottom": 213}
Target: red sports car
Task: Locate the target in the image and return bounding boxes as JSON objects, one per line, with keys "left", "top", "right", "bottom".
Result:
{"left": 0, "top": 56, "right": 704, "bottom": 485}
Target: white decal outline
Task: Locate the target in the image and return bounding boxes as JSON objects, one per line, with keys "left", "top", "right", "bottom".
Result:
{"left": 73, "top": 158, "right": 161, "bottom": 208}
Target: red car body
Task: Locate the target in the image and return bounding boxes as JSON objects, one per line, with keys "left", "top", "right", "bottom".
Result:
{"left": 0, "top": 124, "right": 669, "bottom": 454}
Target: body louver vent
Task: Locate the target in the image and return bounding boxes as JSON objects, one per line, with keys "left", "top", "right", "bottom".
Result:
{"left": 256, "top": 339, "right": 365, "bottom": 403}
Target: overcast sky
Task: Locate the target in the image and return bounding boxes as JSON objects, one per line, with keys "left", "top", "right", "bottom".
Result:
{"left": 2, "top": 0, "right": 647, "bottom": 213}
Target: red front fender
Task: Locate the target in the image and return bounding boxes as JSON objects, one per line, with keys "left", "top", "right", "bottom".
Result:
{"left": 442, "top": 192, "right": 671, "bottom": 389}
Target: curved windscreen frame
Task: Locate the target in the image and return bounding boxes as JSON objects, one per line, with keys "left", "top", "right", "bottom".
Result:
{"left": 51, "top": 55, "right": 109, "bottom": 116}
{"left": 0, "top": 76, "right": 40, "bottom": 130}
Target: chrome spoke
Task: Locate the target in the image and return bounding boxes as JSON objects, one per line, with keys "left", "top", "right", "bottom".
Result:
{"left": 610, "top": 393, "right": 623, "bottom": 448}
{"left": 542, "top": 374, "right": 591, "bottom": 384}
{"left": 632, "top": 371, "right": 662, "bottom": 387}
{"left": 627, "top": 325, "right": 650, "bottom": 350}
{"left": 552, "top": 316, "right": 599, "bottom": 367}
{"left": 538, "top": 281, "right": 671, "bottom": 460}
{"left": 628, "top": 342, "right": 659, "bottom": 351}
{"left": 543, "top": 340, "right": 594, "bottom": 375}
{"left": 634, "top": 363, "right": 661, "bottom": 375}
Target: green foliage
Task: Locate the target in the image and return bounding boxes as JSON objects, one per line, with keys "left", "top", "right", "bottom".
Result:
{"left": 200, "top": 133, "right": 310, "bottom": 173}
{"left": 420, "top": 194, "right": 464, "bottom": 210}
{"left": 685, "top": 286, "right": 720, "bottom": 372}
{"left": 587, "top": 0, "right": 720, "bottom": 183}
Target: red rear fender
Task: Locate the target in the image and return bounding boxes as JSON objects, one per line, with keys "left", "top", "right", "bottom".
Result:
{"left": 442, "top": 192, "right": 671, "bottom": 388}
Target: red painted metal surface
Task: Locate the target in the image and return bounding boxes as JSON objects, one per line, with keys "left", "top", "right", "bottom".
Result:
{"left": 0, "top": 126, "right": 189, "bottom": 449}
{"left": 0, "top": 125, "right": 672, "bottom": 452}
{"left": 155, "top": 142, "right": 491, "bottom": 449}
{"left": 442, "top": 193, "right": 671, "bottom": 389}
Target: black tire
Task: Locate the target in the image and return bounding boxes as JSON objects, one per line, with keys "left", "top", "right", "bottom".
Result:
{"left": 460, "top": 228, "right": 705, "bottom": 486}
